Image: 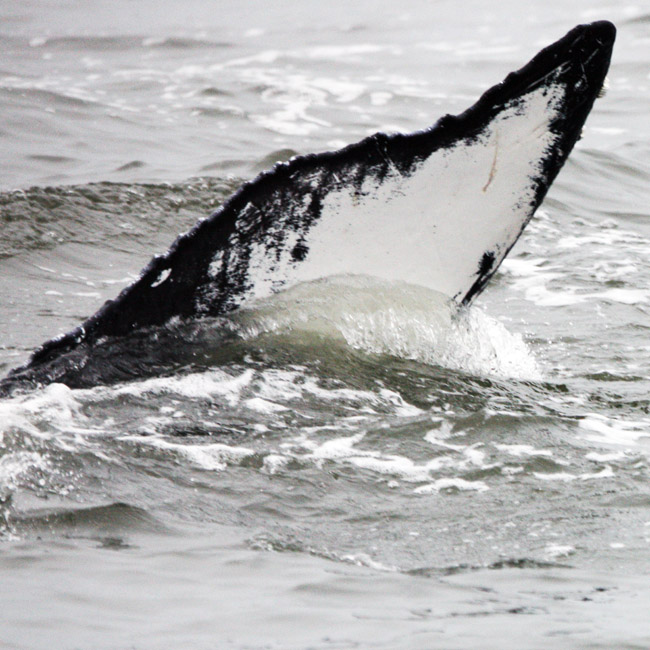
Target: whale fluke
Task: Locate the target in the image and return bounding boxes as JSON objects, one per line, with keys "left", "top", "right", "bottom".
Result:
{"left": 1, "top": 21, "right": 616, "bottom": 394}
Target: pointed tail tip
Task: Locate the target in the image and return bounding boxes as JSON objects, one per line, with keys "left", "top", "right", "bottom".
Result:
{"left": 583, "top": 20, "right": 617, "bottom": 43}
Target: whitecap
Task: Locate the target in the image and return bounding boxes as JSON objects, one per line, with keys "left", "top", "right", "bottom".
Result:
{"left": 413, "top": 478, "right": 489, "bottom": 494}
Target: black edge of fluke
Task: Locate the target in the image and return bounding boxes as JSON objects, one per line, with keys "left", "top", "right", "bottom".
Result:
{"left": 1, "top": 21, "right": 616, "bottom": 396}
{"left": 459, "top": 19, "right": 616, "bottom": 305}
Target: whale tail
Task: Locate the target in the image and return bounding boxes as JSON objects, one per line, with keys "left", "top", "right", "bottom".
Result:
{"left": 2, "top": 21, "right": 616, "bottom": 394}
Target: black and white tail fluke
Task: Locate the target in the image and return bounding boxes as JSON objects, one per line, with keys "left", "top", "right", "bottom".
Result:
{"left": 2, "top": 21, "right": 616, "bottom": 393}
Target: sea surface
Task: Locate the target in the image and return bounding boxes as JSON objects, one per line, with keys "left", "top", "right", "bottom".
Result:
{"left": 1, "top": 1, "right": 650, "bottom": 648}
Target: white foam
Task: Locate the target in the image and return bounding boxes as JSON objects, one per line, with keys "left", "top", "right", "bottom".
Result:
{"left": 522, "top": 285, "right": 586, "bottom": 307}
{"left": 241, "top": 67, "right": 364, "bottom": 136}
{"left": 251, "top": 364, "right": 423, "bottom": 415}
{"left": 424, "top": 426, "right": 466, "bottom": 450}
{"left": 543, "top": 544, "right": 575, "bottom": 560}
{"left": 585, "top": 451, "right": 627, "bottom": 462}
{"left": 580, "top": 466, "right": 615, "bottom": 480}
{"left": 591, "top": 288, "right": 648, "bottom": 305}
{"left": 0, "top": 451, "right": 49, "bottom": 497}
{"left": 282, "top": 430, "right": 493, "bottom": 487}
{"left": 413, "top": 478, "right": 489, "bottom": 494}
{"left": 533, "top": 471, "right": 578, "bottom": 482}
{"left": 109, "top": 368, "right": 254, "bottom": 405}
{"left": 534, "top": 466, "right": 615, "bottom": 482}
{"left": 502, "top": 258, "right": 585, "bottom": 307}
{"left": 144, "top": 438, "right": 256, "bottom": 471}
{"left": 122, "top": 423, "right": 488, "bottom": 485}
{"left": 494, "top": 443, "right": 553, "bottom": 458}
{"left": 500, "top": 250, "right": 650, "bottom": 309}
{"left": 557, "top": 226, "right": 649, "bottom": 252}
{"left": 578, "top": 414, "right": 650, "bottom": 448}
{"left": 440, "top": 307, "right": 541, "bottom": 379}
{"left": 376, "top": 389, "right": 423, "bottom": 417}
{"left": 262, "top": 454, "right": 289, "bottom": 474}
{"left": 340, "top": 553, "right": 397, "bottom": 572}
{"left": 501, "top": 466, "right": 524, "bottom": 476}
{"left": 0, "top": 383, "right": 84, "bottom": 440}
{"left": 244, "top": 397, "right": 288, "bottom": 413}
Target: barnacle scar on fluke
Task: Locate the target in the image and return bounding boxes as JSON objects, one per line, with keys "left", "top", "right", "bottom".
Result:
{"left": 1, "top": 21, "right": 616, "bottom": 394}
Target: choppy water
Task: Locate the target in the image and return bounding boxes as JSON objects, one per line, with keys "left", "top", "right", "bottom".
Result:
{"left": 1, "top": 1, "right": 650, "bottom": 648}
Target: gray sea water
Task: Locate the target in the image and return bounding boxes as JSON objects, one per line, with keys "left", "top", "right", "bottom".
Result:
{"left": 1, "top": 1, "right": 649, "bottom": 648}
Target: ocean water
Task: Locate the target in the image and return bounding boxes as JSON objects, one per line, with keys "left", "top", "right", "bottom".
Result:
{"left": 1, "top": 1, "right": 650, "bottom": 648}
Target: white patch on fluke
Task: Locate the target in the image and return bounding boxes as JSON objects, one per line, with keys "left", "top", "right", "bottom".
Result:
{"left": 151, "top": 268, "right": 171, "bottom": 287}
{"left": 238, "top": 84, "right": 564, "bottom": 306}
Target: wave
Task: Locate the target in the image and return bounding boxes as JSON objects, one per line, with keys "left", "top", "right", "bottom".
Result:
{"left": 25, "top": 35, "right": 231, "bottom": 52}
{"left": 230, "top": 275, "right": 541, "bottom": 380}
{"left": 0, "top": 178, "right": 239, "bottom": 259}
{"left": 0, "top": 274, "right": 541, "bottom": 393}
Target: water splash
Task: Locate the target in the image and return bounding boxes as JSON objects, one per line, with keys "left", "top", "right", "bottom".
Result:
{"left": 231, "top": 275, "right": 541, "bottom": 380}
